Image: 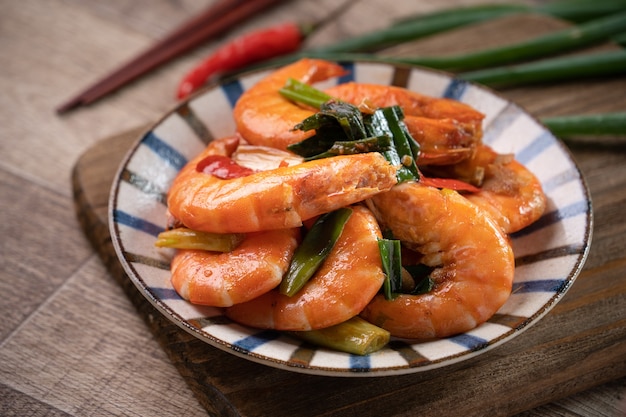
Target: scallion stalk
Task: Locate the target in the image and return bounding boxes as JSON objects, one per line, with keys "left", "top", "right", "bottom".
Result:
{"left": 273, "top": 45, "right": 626, "bottom": 92}
{"left": 280, "top": 208, "right": 353, "bottom": 297}
{"left": 542, "top": 113, "right": 626, "bottom": 137}
{"left": 291, "top": 316, "right": 390, "bottom": 355}
{"left": 612, "top": 31, "right": 626, "bottom": 47}
{"left": 279, "top": 78, "right": 332, "bottom": 109}
{"left": 459, "top": 49, "right": 626, "bottom": 87}
{"left": 243, "top": 3, "right": 626, "bottom": 74}
{"left": 281, "top": 79, "right": 421, "bottom": 181}
{"left": 389, "top": 11, "right": 626, "bottom": 71}
{"left": 155, "top": 228, "right": 244, "bottom": 252}
{"left": 378, "top": 238, "right": 403, "bottom": 300}
{"left": 316, "top": 4, "right": 530, "bottom": 53}
{"left": 535, "top": 0, "right": 626, "bottom": 23}
{"left": 395, "top": 0, "right": 626, "bottom": 27}
{"left": 303, "top": 136, "right": 392, "bottom": 161}
{"left": 367, "top": 106, "right": 420, "bottom": 182}
{"left": 287, "top": 99, "right": 374, "bottom": 158}
{"left": 264, "top": 11, "right": 626, "bottom": 74}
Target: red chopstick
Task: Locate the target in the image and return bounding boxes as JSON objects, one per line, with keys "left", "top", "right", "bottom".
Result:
{"left": 56, "top": 0, "right": 289, "bottom": 114}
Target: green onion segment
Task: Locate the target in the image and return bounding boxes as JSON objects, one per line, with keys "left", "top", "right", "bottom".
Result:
{"left": 155, "top": 228, "right": 244, "bottom": 252}
{"left": 280, "top": 79, "right": 420, "bottom": 182}
{"left": 280, "top": 208, "right": 353, "bottom": 297}
{"left": 378, "top": 238, "right": 403, "bottom": 300}
{"left": 291, "top": 316, "right": 391, "bottom": 355}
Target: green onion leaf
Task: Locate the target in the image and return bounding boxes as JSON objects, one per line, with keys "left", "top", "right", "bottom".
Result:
{"left": 303, "top": 136, "right": 392, "bottom": 161}
{"left": 235, "top": 1, "right": 626, "bottom": 75}
{"left": 378, "top": 238, "right": 403, "bottom": 300}
{"left": 279, "top": 78, "right": 332, "bottom": 109}
{"left": 155, "top": 228, "right": 244, "bottom": 252}
{"left": 460, "top": 49, "right": 626, "bottom": 88}
{"left": 411, "top": 277, "right": 435, "bottom": 295}
{"left": 287, "top": 98, "right": 371, "bottom": 157}
{"left": 286, "top": 133, "right": 338, "bottom": 158}
{"left": 367, "top": 106, "right": 420, "bottom": 182}
{"left": 542, "top": 112, "right": 626, "bottom": 137}
{"left": 280, "top": 208, "right": 353, "bottom": 297}
{"left": 404, "top": 264, "right": 435, "bottom": 295}
{"left": 394, "top": 11, "right": 626, "bottom": 71}
{"left": 281, "top": 80, "right": 421, "bottom": 180}
{"left": 291, "top": 316, "right": 390, "bottom": 355}
{"left": 378, "top": 4, "right": 531, "bottom": 48}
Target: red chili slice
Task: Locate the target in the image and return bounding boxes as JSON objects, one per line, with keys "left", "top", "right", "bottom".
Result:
{"left": 196, "top": 155, "right": 255, "bottom": 179}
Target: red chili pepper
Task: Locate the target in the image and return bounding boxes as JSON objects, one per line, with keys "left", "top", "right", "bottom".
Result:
{"left": 177, "top": 22, "right": 306, "bottom": 99}
{"left": 196, "top": 155, "right": 256, "bottom": 179}
{"left": 419, "top": 176, "right": 480, "bottom": 193}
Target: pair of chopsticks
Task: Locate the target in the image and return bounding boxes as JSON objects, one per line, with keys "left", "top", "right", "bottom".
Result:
{"left": 56, "top": 0, "right": 289, "bottom": 114}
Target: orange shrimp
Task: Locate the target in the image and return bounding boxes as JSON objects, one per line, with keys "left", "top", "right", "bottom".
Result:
{"left": 225, "top": 205, "right": 386, "bottom": 331}
{"left": 361, "top": 183, "right": 515, "bottom": 340}
{"left": 425, "top": 144, "right": 547, "bottom": 234}
{"left": 325, "top": 82, "right": 485, "bottom": 166}
{"left": 167, "top": 136, "right": 398, "bottom": 234}
{"left": 233, "top": 58, "right": 347, "bottom": 150}
{"left": 233, "top": 58, "right": 483, "bottom": 165}
{"left": 170, "top": 228, "right": 300, "bottom": 307}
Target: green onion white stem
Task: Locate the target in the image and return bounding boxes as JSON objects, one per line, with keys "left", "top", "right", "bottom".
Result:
{"left": 291, "top": 316, "right": 390, "bottom": 355}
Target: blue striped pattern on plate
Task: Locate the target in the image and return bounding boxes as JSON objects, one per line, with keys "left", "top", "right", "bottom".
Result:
{"left": 109, "top": 61, "right": 592, "bottom": 377}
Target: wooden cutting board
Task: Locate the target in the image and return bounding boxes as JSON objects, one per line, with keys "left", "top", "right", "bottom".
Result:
{"left": 72, "top": 15, "right": 626, "bottom": 417}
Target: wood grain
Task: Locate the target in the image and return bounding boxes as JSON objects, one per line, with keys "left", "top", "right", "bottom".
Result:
{"left": 70, "top": 14, "right": 626, "bottom": 417}
{"left": 0, "top": 171, "right": 93, "bottom": 340}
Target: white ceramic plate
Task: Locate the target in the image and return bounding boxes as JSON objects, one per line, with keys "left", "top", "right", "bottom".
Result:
{"left": 109, "top": 61, "right": 592, "bottom": 377}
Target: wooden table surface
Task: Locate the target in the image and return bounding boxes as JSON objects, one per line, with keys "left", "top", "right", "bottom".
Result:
{"left": 2, "top": 0, "right": 625, "bottom": 416}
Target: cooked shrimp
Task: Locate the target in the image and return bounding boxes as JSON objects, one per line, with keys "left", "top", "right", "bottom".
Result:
{"left": 403, "top": 116, "right": 479, "bottom": 165}
{"left": 233, "top": 58, "right": 347, "bottom": 150}
{"left": 170, "top": 228, "right": 300, "bottom": 307}
{"left": 425, "top": 144, "right": 547, "bottom": 234}
{"left": 361, "top": 183, "right": 515, "bottom": 340}
{"left": 167, "top": 136, "right": 398, "bottom": 234}
{"left": 465, "top": 145, "right": 546, "bottom": 234}
{"left": 325, "top": 82, "right": 485, "bottom": 165}
{"left": 225, "top": 205, "right": 386, "bottom": 331}
{"left": 233, "top": 59, "right": 484, "bottom": 164}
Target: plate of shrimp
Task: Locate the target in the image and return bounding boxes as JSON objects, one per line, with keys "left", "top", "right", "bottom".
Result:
{"left": 109, "top": 58, "right": 592, "bottom": 376}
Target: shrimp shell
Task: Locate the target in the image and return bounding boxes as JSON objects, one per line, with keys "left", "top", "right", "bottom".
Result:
{"left": 325, "top": 82, "right": 485, "bottom": 166}
{"left": 362, "top": 183, "right": 515, "bottom": 340}
{"left": 426, "top": 144, "right": 547, "bottom": 234}
{"left": 233, "top": 58, "right": 347, "bottom": 150}
{"left": 170, "top": 228, "right": 300, "bottom": 307}
{"left": 225, "top": 205, "right": 386, "bottom": 331}
{"left": 166, "top": 136, "right": 398, "bottom": 234}
{"left": 232, "top": 58, "right": 484, "bottom": 166}
{"left": 464, "top": 145, "right": 547, "bottom": 234}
